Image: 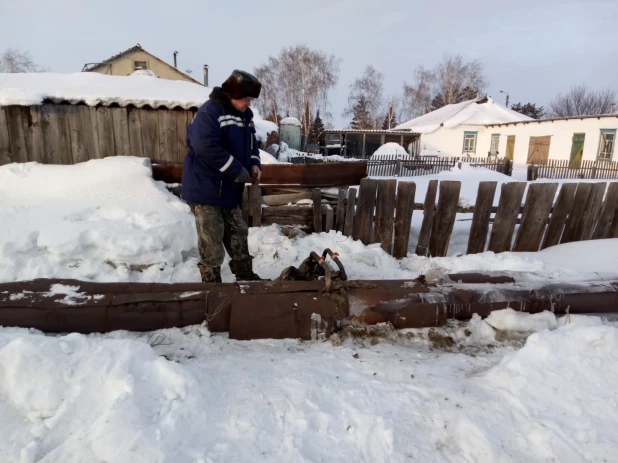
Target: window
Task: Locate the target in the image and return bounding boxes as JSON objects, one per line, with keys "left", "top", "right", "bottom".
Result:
{"left": 598, "top": 129, "right": 616, "bottom": 160}
{"left": 133, "top": 60, "right": 148, "bottom": 70}
{"left": 490, "top": 134, "right": 500, "bottom": 156}
{"left": 462, "top": 131, "right": 478, "bottom": 154}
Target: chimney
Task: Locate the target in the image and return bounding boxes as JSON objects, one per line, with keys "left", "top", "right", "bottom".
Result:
{"left": 203, "top": 65, "right": 209, "bottom": 87}
{"left": 173, "top": 51, "right": 178, "bottom": 68}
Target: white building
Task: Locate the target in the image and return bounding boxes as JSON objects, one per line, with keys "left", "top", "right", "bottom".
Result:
{"left": 394, "top": 97, "right": 618, "bottom": 164}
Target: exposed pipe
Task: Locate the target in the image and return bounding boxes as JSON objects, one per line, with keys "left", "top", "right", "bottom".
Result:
{"left": 203, "top": 64, "right": 209, "bottom": 87}
{"left": 173, "top": 51, "right": 178, "bottom": 68}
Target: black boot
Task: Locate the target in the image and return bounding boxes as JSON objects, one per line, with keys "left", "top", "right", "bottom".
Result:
{"left": 198, "top": 264, "right": 222, "bottom": 283}
{"left": 230, "top": 259, "right": 265, "bottom": 281}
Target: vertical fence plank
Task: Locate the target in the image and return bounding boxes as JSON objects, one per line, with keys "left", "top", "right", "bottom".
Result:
{"left": 512, "top": 183, "right": 558, "bottom": 252}
{"left": 335, "top": 188, "right": 346, "bottom": 232}
{"left": 176, "top": 110, "right": 189, "bottom": 163}
{"left": 312, "top": 188, "right": 322, "bottom": 233}
{"left": 374, "top": 179, "right": 397, "bottom": 252}
{"left": 353, "top": 178, "right": 378, "bottom": 244}
{"left": 0, "top": 106, "right": 12, "bottom": 165}
{"left": 393, "top": 181, "right": 416, "bottom": 258}
{"left": 250, "top": 182, "right": 262, "bottom": 227}
{"left": 41, "top": 105, "right": 73, "bottom": 164}
{"left": 5, "top": 106, "right": 30, "bottom": 163}
{"left": 561, "top": 183, "right": 593, "bottom": 243}
{"left": 415, "top": 180, "right": 438, "bottom": 256}
{"left": 128, "top": 108, "right": 144, "bottom": 159}
{"left": 23, "top": 106, "right": 45, "bottom": 163}
{"left": 581, "top": 182, "right": 607, "bottom": 240}
{"left": 325, "top": 207, "right": 334, "bottom": 232}
{"left": 95, "top": 107, "right": 115, "bottom": 158}
{"left": 241, "top": 185, "right": 250, "bottom": 224}
{"left": 67, "top": 105, "right": 92, "bottom": 164}
{"left": 111, "top": 107, "right": 130, "bottom": 157}
{"left": 541, "top": 183, "right": 577, "bottom": 249}
{"left": 466, "top": 181, "right": 497, "bottom": 254}
{"left": 592, "top": 183, "right": 618, "bottom": 239}
{"left": 343, "top": 188, "right": 357, "bottom": 237}
{"left": 140, "top": 109, "right": 160, "bottom": 162}
{"left": 428, "top": 181, "right": 461, "bottom": 257}
{"left": 488, "top": 182, "right": 527, "bottom": 253}
{"left": 87, "top": 106, "right": 101, "bottom": 160}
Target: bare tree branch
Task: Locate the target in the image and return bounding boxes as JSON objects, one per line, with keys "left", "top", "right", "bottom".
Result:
{"left": 548, "top": 84, "right": 616, "bottom": 117}
{"left": 343, "top": 65, "right": 385, "bottom": 130}
{"left": 0, "top": 48, "right": 46, "bottom": 73}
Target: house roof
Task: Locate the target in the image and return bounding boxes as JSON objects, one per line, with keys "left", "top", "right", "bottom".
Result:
{"left": 83, "top": 43, "right": 203, "bottom": 86}
{"left": 324, "top": 129, "right": 418, "bottom": 135}
{"left": 483, "top": 113, "right": 618, "bottom": 127}
{"left": 393, "top": 97, "right": 533, "bottom": 134}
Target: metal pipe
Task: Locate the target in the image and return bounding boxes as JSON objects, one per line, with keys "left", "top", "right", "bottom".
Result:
{"left": 203, "top": 65, "right": 209, "bottom": 87}
{"left": 173, "top": 51, "right": 178, "bottom": 68}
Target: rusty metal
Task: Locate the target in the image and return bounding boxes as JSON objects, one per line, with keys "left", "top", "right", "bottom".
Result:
{"left": 151, "top": 161, "right": 368, "bottom": 187}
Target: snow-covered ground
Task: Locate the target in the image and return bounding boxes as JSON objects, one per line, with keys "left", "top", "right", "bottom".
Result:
{"left": 2, "top": 156, "right": 618, "bottom": 461}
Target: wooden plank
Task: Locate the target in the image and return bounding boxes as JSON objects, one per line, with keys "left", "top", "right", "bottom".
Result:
{"left": 466, "top": 181, "right": 497, "bottom": 254}
{"left": 86, "top": 106, "right": 100, "bottom": 160}
{"left": 23, "top": 106, "right": 45, "bottom": 163}
{"left": 40, "top": 105, "right": 72, "bottom": 164}
{"left": 592, "top": 183, "right": 618, "bottom": 239}
{"left": 561, "top": 183, "right": 593, "bottom": 244}
{"left": 0, "top": 106, "right": 12, "bottom": 165}
{"left": 140, "top": 109, "right": 160, "bottom": 162}
{"left": 312, "top": 188, "right": 322, "bottom": 233}
{"left": 581, "top": 182, "right": 607, "bottom": 240}
{"left": 541, "top": 183, "right": 577, "bottom": 249}
{"left": 428, "top": 181, "right": 461, "bottom": 257}
{"left": 335, "top": 189, "right": 346, "bottom": 232}
{"left": 176, "top": 110, "right": 189, "bottom": 163}
{"left": 67, "top": 105, "right": 93, "bottom": 164}
{"left": 157, "top": 110, "right": 175, "bottom": 163}
{"left": 262, "top": 192, "right": 312, "bottom": 206}
{"left": 4, "top": 106, "right": 29, "bottom": 163}
{"left": 343, "top": 188, "right": 357, "bottom": 237}
{"left": 373, "top": 179, "right": 397, "bottom": 252}
{"left": 488, "top": 182, "right": 527, "bottom": 253}
{"left": 325, "top": 207, "right": 334, "bottom": 232}
{"left": 242, "top": 185, "right": 250, "bottom": 224}
{"left": 128, "top": 108, "right": 144, "bottom": 158}
{"left": 250, "top": 182, "right": 262, "bottom": 227}
{"left": 512, "top": 183, "right": 558, "bottom": 252}
{"left": 111, "top": 107, "right": 130, "bottom": 157}
{"left": 415, "top": 180, "right": 438, "bottom": 256}
{"left": 353, "top": 178, "right": 378, "bottom": 245}
{"left": 95, "top": 107, "right": 116, "bottom": 158}
{"left": 393, "top": 181, "right": 416, "bottom": 259}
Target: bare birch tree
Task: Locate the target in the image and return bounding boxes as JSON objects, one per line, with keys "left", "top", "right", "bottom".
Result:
{"left": 343, "top": 65, "right": 385, "bottom": 130}
{"left": 548, "top": 85, "right": 616, "bottom": 117}
{"left": 0, "top": 48, "right": 45, "bottom": 73}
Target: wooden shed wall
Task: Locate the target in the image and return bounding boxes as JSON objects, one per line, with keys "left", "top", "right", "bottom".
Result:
{"left": 0, "top": 104, "right": 197, "bottom": 166}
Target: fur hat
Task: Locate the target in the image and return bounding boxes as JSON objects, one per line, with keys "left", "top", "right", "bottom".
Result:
{"left": 221, "top": 70, "right": 262, "bottom": 99}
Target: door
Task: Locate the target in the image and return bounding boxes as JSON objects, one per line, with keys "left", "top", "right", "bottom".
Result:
{"left": 505, "top": 135, "right": 516, "bottom": 160}
{"left": 570, "top": 133, "right": 585, "bottom": 164}
{"left": 527, "top": 136, "right": 551, "bottom": 163}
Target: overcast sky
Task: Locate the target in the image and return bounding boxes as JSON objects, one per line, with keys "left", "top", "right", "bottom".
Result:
{"left": 2, "top": 0, "right": 617, "bottom": 125}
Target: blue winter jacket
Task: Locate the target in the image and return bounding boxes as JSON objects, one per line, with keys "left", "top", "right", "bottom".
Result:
{"left": 181, "top": 87, "right": 262, "bottom": 208}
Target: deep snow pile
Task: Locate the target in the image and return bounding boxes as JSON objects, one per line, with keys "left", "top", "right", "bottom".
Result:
{"left": 371, "top": 142, "right": 408, "bottom": 159}
{"left": 1, "top": 312, "right": 618, "bottom": 461}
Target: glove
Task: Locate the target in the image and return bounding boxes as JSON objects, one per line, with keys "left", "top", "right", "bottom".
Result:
{"left": 234, "top": 168, "right": 249, "bottom": 183}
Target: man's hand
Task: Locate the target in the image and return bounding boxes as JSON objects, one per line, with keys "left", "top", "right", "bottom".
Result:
{"left": 251, "top": 165, "right": 262, "bottom": 181}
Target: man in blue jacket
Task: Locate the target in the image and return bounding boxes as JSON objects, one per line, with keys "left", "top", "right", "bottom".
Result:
{"left": 182, "top": 70, "right": 263, "bottom": 282}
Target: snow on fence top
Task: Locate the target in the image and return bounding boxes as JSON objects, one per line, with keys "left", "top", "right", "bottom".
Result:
{"left": 394, "top": 97, "right": 533, "bottom": 134}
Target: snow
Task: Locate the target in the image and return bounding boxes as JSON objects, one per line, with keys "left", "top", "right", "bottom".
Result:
{"left": 280, "top": 116, "right": 302, "bottom": 127}
{"left": 130, "top": 69, "right": 158, "bottom": 78}
{"left": 370, "top": 142, "right": 409, "bottom": 159}
{"left": 259, "top": 149, "right": 279, "bottom": 165}
{"left": 485, "top": 308, "right": 558, "bottom": 334}
{"left": 394, "top": 97, "right": 533, "bottom": 134}
{"left": 0, "top": 72, "right": 278, "bottom": 143}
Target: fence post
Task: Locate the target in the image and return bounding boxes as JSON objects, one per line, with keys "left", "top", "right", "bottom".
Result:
{"left": 527, "top": 164, "right": 533, "bottom": 181}
{"left": 591, "top": 163, "right": 598, "bottom": 179}
{"left": 395, "top": 158, "right": 401, "bottom": 177}
{"left": 457, "top": 161, "right": 462, "bottom": 170}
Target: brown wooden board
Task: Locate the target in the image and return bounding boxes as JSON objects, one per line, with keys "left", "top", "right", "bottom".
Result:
{"left": 335, "top": 188, "right": 346, "bottom": 232}
{"left": 95, "top": 107, "right": 116, "bottom": 158}
{"left": 241, "top": 185, "right": 250, "bottom": 223}
{"left": 325, "top": 208, "right": 334, "bottom": 232}
{"left": 374, "top": 179, "right": 397, "bottom": 252}
{"left": 541, "top": 183, "right": 577, "bottom": 249}
{"left": 41, "top": 105, "right": 73, "bottom": 164}
{"left": 593, "top": 183, "right": 618, "bottom": 239}
{"left": 393, "top": 181, "right": 416, "bottom": 258}
{"left": 488, "top": 182, "right": 526, "bottom": 252}
{"left": 23, "top": 106, "right": 46, "bottom": 164}
{"left": 415, "top": 180, "right": 438, "bottom": 256}
{"left": 127, "top": 107, "right": 144, "bottom": 158}
{"left": 0, "top": 106, "right": 12, "bottom": 165}
{"left": 581, "top": 182, "right": 607, "bottom": 240}
{"left": 67, "top": 105, "right": 93, "bottom": 164}
{"left": 353, "top": 178, "right": 378, "bottom": 245}
{"left": 175, "top": 110, "right": 188, "bottom": 163}
{"left": 428, "top": 181, "right": 461, "bottom": 257}
{"left": 111, "top": 107, "right": 130, "bottom": 157}
{"left": 87, "top": 106, "right": 101, "bottom": 160}
{"left": 312, "top": 188, "right": 322, "bottom": 233}
{"left": 466, "top": 182, "right": 497, "bottom": 254}
{"left": 344, "top": 188, "right": 357, "bottom": 237}
{"left": 250, "top": 182, "right": 262, "bottom": 226}
{"left": 4, "top": 106, "right": 30, "bottom": 163}
{"left": 561, "top": 183, "right": 594, "bottom": 243}
{"left": 140, "top": 109, "right": 160, "bottom": 162}
{"left": 512, "top": 183, "right": 558, "bottom": 252}
{"left": 260, "top": 161, "right": 367, "bottom": 187}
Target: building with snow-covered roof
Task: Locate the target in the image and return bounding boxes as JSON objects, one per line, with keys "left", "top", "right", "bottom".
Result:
{"left": 322, "top": 129, "right": 420, "bottom": 159}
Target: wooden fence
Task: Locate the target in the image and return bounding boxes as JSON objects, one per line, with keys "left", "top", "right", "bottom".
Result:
{"left": 244, "top": 179, "right": 618, "bottom": 258}
{"left": 367, "top": 156, "right": 512, "bottom": 177}
{"left": 529, "top": 159, "right": 618, "bottom": 180}
{"left": 0, "top": 104, "right": 196, "bottom": 166}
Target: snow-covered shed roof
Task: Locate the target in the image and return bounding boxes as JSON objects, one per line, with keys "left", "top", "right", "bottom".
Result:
{"left": 393, "top": 97, "right": 533, "bottom": 134}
